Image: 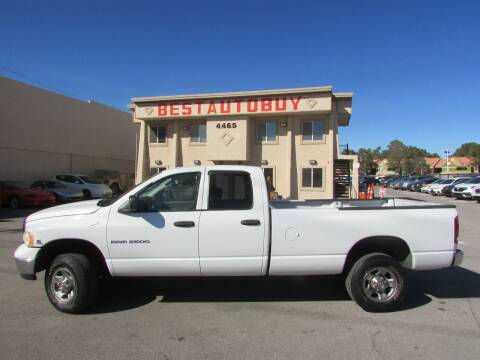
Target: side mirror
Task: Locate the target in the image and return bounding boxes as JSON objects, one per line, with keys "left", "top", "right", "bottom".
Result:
{"left": 119, "top": 195, "right": 138, "bottom": 213}
{"left": 127, "top": 195, "right": 138, "bottom": 212}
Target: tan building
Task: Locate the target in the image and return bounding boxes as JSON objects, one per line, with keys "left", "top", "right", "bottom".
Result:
{"left": 0, "top": 76, "right": 137, "bottom": 184}
{"left": 130, "top": 86, "right": 358, "bottom": 200}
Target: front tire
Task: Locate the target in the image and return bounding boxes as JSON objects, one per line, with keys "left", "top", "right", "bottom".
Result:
{"left": 82, "top": 189, "right": 92, "bottom": 199}
{"left": 345, "top": 253, "right": 406, "bottom": 312}
{"left": 45, "top": 253, "right": 98, "bottom": 314}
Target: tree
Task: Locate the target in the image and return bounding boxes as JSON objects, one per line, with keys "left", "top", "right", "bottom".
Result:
{"left": 453, "top": 142, "right": 480, "bottom": 172}
{"left": 357, "top": 147, "right": 382, "bottom": 175}
{"left": 404, "top": 147, "right": 430, "bottom": 174}
{"left": 384, "top": 140, "right": 407, "bottom": 174}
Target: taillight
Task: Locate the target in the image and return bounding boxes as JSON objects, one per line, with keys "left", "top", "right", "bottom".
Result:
{"left": 454, "top": 216, "right": 459, "bottom": 245}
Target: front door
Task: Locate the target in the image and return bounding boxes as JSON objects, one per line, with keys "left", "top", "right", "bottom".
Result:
{"left": 107, "top": 170, "right": 204, "bottom": 276}
{"left": 198, "top": 170, "right": 267, "bottom": 275}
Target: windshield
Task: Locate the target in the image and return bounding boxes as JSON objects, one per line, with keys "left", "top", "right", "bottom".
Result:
{"left": 80, "top": 176, "right": 104, "bottom": 184}
{"left": 465, "top": 177, "right": 480, "bottom": 184}
{"left": 5, "top": 181, "right": 30, "bottom": 190}
{"left": 440, "top": 179, "right": 453, "bottom": 184}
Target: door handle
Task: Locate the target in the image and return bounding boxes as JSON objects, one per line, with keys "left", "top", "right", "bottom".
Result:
{"left": 241, "top": 219, "right": 261, "bottom": 226}
{"left": 174, "top": 221, "right": 195, "bottom": 228}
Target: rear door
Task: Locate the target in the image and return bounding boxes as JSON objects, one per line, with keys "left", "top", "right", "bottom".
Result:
{"left": 198, "top": 169, "right": 267, "bottom": 275}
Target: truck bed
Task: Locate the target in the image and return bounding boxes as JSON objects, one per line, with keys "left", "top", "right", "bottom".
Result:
{"left": 268, "top": 197, "right": 457, "bottom": 276}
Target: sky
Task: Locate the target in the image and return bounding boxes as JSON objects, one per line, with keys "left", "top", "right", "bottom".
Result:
{"left": 1, "top": 0, "right": 479, "bottom": 156}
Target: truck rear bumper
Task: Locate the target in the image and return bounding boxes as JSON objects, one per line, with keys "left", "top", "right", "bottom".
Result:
{"left": 14, "top": 244, "right": 40, "bottom": 280}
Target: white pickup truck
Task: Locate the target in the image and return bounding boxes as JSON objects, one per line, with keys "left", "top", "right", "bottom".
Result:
{"left": 15, "top": 166, "right": 463, "bottom": 313}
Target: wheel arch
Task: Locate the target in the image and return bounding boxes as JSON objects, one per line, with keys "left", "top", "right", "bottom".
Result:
{"left": 343, "top": 236, "right": 412, "bottom": 273}
{"left": 35, "top": 239, "right": 110, "bottom": 276}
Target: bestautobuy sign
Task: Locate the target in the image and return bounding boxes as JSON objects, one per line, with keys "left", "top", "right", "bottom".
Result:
{"left": 135, "top": 93, "right": 331, "bottom": 119}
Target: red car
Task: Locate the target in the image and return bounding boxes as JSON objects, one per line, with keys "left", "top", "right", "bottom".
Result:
{"left": 0, "top": 181, "right": 56, "bottom": 209}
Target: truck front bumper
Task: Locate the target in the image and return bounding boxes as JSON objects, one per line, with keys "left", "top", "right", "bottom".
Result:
{"left": 14, "top": 244, "right": 40, "bottom": 280}
{"left": 453, "top": 249, "right": 464, "bottom": 267}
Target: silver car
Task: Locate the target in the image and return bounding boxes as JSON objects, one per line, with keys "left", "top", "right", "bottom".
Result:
{"left": 452, "top": 176, "right": 480, "bottom": 199}
{"left": 32, "top": 180, "right": 83, "bottom": 202}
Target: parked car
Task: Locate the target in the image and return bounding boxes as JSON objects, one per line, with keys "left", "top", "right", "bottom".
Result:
{"left": 390, "top": 176, "right": 408, "bottom": 189}
{"left": 379, "top": 175, "right": 397, "bottom": 185}
{"left": 473, "top": 185, "right": 480, "bottom": 202}
{"left": 442, "top": 184, "right": 455, "bottom": 197}
{"left": 401, "top": 176, "right": 433, "bottom": 190}
{"left": 452, "top": 176, "right": 480, "bottom": 199}
{"left": 360, "top": 175, "right": 376, "bottom": 186}
{"left": 384, "top": 176, "right": 401, "bottom": 187}
{"left": 430, "top": 177, "right": 470, "bottom": 196}
{"left": 54, "top": 174, "right": 113, "bottom": 199}
{"left": 421, "top": 178, "right": 444, "bottom": 193}
{"left": 32, "top": 180, "right": 83, "bottom": 202}
{"left": 409, "top": 177, "right": 437, "bottom": 192}
{"left": 0, "top": 181, "right": 55, "bottom": 209}
{"left": 94, "top": 169, "right": 135, "bottom": 195}
{"left": 15, "top": 165, "right": 463, "bottom": 314}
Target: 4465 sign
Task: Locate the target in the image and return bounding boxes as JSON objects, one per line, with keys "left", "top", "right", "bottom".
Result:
{"left": 216, "top": 122, "right": 237, "bottom": 129}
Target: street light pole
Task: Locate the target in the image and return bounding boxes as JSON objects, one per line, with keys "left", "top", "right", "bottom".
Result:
{"left": 444, "top": 150, "right": 450, "bottom": 175}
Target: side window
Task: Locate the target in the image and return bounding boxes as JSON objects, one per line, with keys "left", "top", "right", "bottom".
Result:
{"left": 56, "top": 175, "right": 66, "bottom": 182}
{"left": 208, "top": 172, "right": 253, "bottom": 210}
{"left": 32, "top": 181, "right": 44, "bottom": 189}
{"left": 137, "top": 172, "right": 201, "bottom": 212}
{"left": 65, "top": 176, "right": 82, "bottom": 184}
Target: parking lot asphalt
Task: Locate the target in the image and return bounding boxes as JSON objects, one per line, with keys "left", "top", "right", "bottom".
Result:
{"left": 0, "top": 190, "right": 479, "bottom": 360}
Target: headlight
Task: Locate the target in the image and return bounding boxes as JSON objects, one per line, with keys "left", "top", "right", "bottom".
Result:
{"left": 23, "top": 232, "right": 34, "bottom": 247}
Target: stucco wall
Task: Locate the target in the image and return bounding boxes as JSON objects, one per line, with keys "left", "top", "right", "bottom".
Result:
{"left": 0, "top": 76, "right": 138, "bottom": 182}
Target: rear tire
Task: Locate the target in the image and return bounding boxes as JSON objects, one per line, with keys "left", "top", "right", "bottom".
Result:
{"left": 45, "top": 253, "right": 98, "bottom": 314}
{"left": 345, "top": 253, "right": 406, "bottom": 312}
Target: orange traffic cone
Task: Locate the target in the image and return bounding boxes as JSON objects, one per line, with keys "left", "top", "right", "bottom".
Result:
{"left": 367, "top": 183, "right": 374, "bottom": 200}
{"left": 379, "top": 185, "right": 386, "bottom": 199}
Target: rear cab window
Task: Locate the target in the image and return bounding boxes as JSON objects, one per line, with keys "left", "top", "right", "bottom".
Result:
{"left": 207, "top": 171, "right": 253, "bottom": 210}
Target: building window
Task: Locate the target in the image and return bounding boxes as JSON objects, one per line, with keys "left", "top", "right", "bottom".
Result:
{"left": 191, "top": 123, "right": 207, "bottom": 143}
{"left": 302, "top": 168, "right": 323, "bottom": 188}
{"left": 302, "top": 120, "right": 324, "bottom": 141}
{"left": 256, "top": 121, "right": 277, "bottom": 143}
{"left": 150, "top": 167, "right": 166, "bottom": 176}
{"left": 150, "top": 125, "right": 166, "bottom": 143}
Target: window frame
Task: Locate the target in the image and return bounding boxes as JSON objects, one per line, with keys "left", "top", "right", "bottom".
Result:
{"left": 255, "top": 120, "right": 278, "bottom": 144}
{"left": 207, "top": 170, "right": 254, "bottom": 211}
{"left": 190, "top": 123, "right": 207, "bottom": 144}
{"left": 301, "top": 167, "right": 325, "bottom": 190}
{"left": 149, "top": 124, "right": 167, "bottom": 145}
{"left": 301, "top": 119, "right": 326, "bottom": 143}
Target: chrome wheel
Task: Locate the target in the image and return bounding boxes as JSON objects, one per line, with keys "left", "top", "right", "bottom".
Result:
{"left": 50, "top": 267, "right": 76, "bottom": 304}
{"left": 362, "top": 267, "right": 398, "bottom": 303}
